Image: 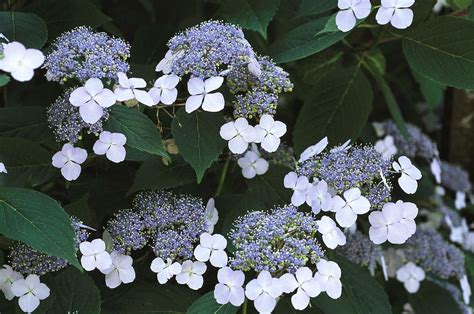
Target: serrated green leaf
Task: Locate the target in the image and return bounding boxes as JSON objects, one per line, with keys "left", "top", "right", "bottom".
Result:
{"left": 172, "top": 109, "right": 226, "bottom": 183}
{"left": 217, "top": 0, "right": 280, "bottom": 38}
{"left": 187, "top": 291, "right": 239, "bottom": 314}
{"left": 0, "top": 187, "right": 80, "bottom": 269}
{"left": 297, "top": 0, "right": 337, "bottom": 17}
{"left": 0, "top": 106, "right": 53, "bottom": 143}
{"left": 0, "top": 137, "right": 55, "bottom": 188}
{"left": 401, "top": 16, "right": 474, "bottom": 90}
{"left": 0, "top": 11, "right": 47, "bottom": 48}
{"left": 294, "top": 65, "right": 373, "bottom": 153}
{"left": 128, "top": 158, "right": 196, "bottom": 195}
{"left": 268, "top": 14, "right": 349, "bottom": 63}
{"left": 104, "top": 105, "right": 168, "bottom": 159}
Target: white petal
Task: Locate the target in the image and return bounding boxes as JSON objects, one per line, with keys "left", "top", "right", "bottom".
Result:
{"left": 245, "top": 279, "right": 262, "bottom": 300}
{"left": 160, "top": 88, "right": 178, "bottom": 105}
{"left": 280, "top": 273, "right": 298, "bottom": 293}
{"left": 79, "top": 101, "right": 104, "bottom": 124}
{"left": 202, "top": 93, "right": 225, "bottom": 112}
{"left": 353, "top": 0, "right": 372, "bottom": 18}
{"left": 404, "top": 278, "right": 420, "bottom": 293}
{"left": 129, "top": 78, "right": 146, "bottom": 88}
{"left": 214, "top": 283, "right": 231, "bottom": 304}
{"left": 204, "top": 76, "right": 224, "bottom": 92}
{"left": 261, "top": 134, "right": 281, "bottom": 153}
{"left": 185, "top": 95, "right": 204, "bottom": 113}
{"left": 119, "top": 267, "right": 136, "bottom": 284}
{"left": 81, "top": 255, "right": 97, "bottom": 271}
{"left": 399, "top": 173, "right": 418, "bottom": 194}
{"left": 187, "top": 77, "right": 205, "bottom": 95}
{"left": 219, "top": 122, "right": 237, "bottom": 140}
{"left": 105, "top": 270, "right": 122, "bottom": 289}
{"left": 106, "top": 145, "right": 126, "bottom": 163}
{"left": 291, "top": 288, "right": 310, "bottom": 310}
{"left": 387, "top": 223, "right": 408, "bottom": 244}
{"left": 254, "top": 293, "right": 277, "bottom": 313}
{"left": 228, "top": 136, "right": 249, "bottom": 154}
{"left": 376, "top": 7, "right": 395, "bottom": 25}
{"left": 114, "top": 87, "right": 135, "bottom": 102}
{"left": 210, "top": 250, "right": 228, "bottom": 268}
{"left": 85, "top": 78, "right": 104, "bottom": 96}
{"left": 194, "top": 245, "right": 211, "bottom": 262}
{"left": 369, "top": 226, "right": 388, "bottom": 244}
{"left": 325, "top": 279, "right": 342, "bottom": 299}
{"left": 96, "top": 252, "right": 113, "bottom": 271}
{"left": 95, "top": 89, "right": 116, "bottom": 108}
{"left": 18, "top": 294, "right": 40, "bottom": 313}
{"left": 22, "top": 49, "right": 45, "bottom": 69}
{"left": 61, "top": 162, "right": 82, "bottom": 181}
{"left": 229, "top": 287, "right": 245, "bottom": 306}
{"left": 336, "top": 10, "right": 357, "bottom": 32}
{"left": 11, "top": 66, "right": 34, "bottom": 82}
{"left": 187, "top": 274, "right": 204, "bottom": 290}
{"left": 134, "top": 89, "right": 155, "bottom": 107}
{"left": 69, "top": 87, "right": 90, "bottom": 107}
{"left": 52, "top": 151, "right": 68, "bottom": 168}
{"left": 335, "top": 206, "right": 357, "bottom": 228}
{"left": 254, "top": 158, "right": 269, "bottom": 175}
{"left": 117, "top": 72, "right": 130, "bottom": 88}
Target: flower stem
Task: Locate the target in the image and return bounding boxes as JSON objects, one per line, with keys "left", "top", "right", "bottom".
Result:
{"left": 214, "top": 158, "right": 230, "bottom": 197}
{"left": 242, "top": 298, "right": 248, "bottom": 314}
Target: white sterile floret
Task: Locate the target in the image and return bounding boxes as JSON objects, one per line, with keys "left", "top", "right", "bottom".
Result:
{"left": 0, "top": 265, "right": 23, "bottom": 300}
{"left": 155, "top": 49, "right": 184, "bottom": 74}
{"left": 114, "top": 72, "right": 154, "bottom": 106}
{"left": 52, "top": 143, "right": 88, "bottom": 181}
{"left": 375, "top": 135, "right": 397, "bottom": 160}
{"left": 299, "top": 137, "right": 328, "bottom": 162}
{"left": 149, "top": 74, "right": 179, "bottom": 105}
{"left": 460, "top": 275, "right": 471, "bottom": 304}
{"left": 445, "top": 216, "right": 468, "bottom": 245}
{"left": 0, "top": 162, "right": 7, "bottom": 174}
{"left": 185, "top": 76, "right": 225, "bottom": 113}
{"left": 314, "top": 260, "right": 343, "bottom": 299}
{"left": 79, "top": 239, "right": 112, "bottom": 272}
{"left": 306, "top": 180, "right": 333, "bottom": 214}
{"left": 150, "top": 257, "right": 182, "bottom": 284}
{"left": 214, "top": 267, "right": 245, "bottom": 306}
{"left": 11, "top": 274, "right": 50, "bottom": 313}
{"left": 93, "top": 131, "right": 127, "bottom": 163}
{"left": 238, "top": 150, "right": 269, "bottom": 179}
{"left": 317, "top": 216, "right": 347, "bottom": 249}
{"left": 330, "top": 139, "right": 352, "bottom": 153}
{"left": 392, "top": 156, "right": 422, "bottom": 194}
{"left": 332, "top": 188, "right": 371, "bottom": 228}
{"left": 0, "top": 41, "right": 44, "bottom": 82}
{"left": 254, "top": 115, "right": 287, "bottom": 153}
{"left": 397, "top": 200, "right": 418, "bottom": 238}
{"left": 204, "top": 198, "right": 219, "bottom": 234}
{"left": 376, "top": 0, "right": 415, "bottom": 29}
{"left": 336, "top": 0, "right": 372, "bottom": 32}
{"left": 69, "top": 78, "right": 116, "bottom": 124}
{"left": 194, "top": 233, "right": 228, "bottom": 268}
{"left": 280, "top": 267, "right": 321, "bottom": 310}
{"left": 176, "top": 260, "right": 207, "bottom": 290}
{"left": 284, "top": 172, "right": 312, "bottom": 207}
{"left": 396, "top": 262, "right": 425, "bottom": 293}
{"left": 245, "top": 271, "right": 283, "bottom": 313}
{"left": 430, "top": 158, "right": 442, "bottom": 184}
{"left": 219, "top": 118, "right": 256, "bottom": 154}
{"left": 100, "top": 251, "right": 136, "bottom": 289}
{"left": 455, "top": 191, "right": 467, "bottom": 210}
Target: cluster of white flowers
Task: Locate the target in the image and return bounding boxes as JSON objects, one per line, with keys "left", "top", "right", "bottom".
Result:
{"left": 336, "top": 0, "right": 416, "bottom": 32}
{"left": 79, "top": 239, "right": 136, "bottom": 289}
{"left": 0, "top": 265, "right": 50, "bottom": 313}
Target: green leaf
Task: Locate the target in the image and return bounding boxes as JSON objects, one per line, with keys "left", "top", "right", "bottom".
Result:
{"left": 297, "top": 0, "right": 337, "bottom": 16}
{"left": 312, "top": 255, "right": 392, "bottom": 313}
{"left": 447, "top": 0, "right": 472, "bottom": 9}
{"left": 246, "top": 165, "right": 292, "bottom": 208}
{"left": 25, "top": 0, "right": 111, "bottom": 39}
{"left": 401, "top": 16, "right": 474, "bottom": 90}
{"left": 0, "top": 11, "right": 47, "bottom": 48}
{"left": 0, "top": 137, "right": 55, "bottom": 188}
{"left": 187, "top": 291, "right": 239, "bottom": 314}
{"left": 0, "top": 187, "right": 80, "bottom": 269}
{"left": 293, "top": 65, "right": 373, "bottom": 153}
{"left": 0, "top": 106, "right": 53, "bottom": 143}
{"left": 412, "top": 69, "right": 445, "bottom": 107}
{"left": 217, "top": 0, "right": 280, "bottom": 38}
{"left": 268, "top": 14, "right": 349, "bottom": 63}
{"left": 44, "top": 268, "right": 101, "bottom": 313}
{"left": 104, "top": 105, "right": 168, "bottom": 159}
{"left": 171, "top": 109, "right": 226, "bottom": 183}
{"left": 128, "top": 158, "right": 196, "bottom": 195}
{"left": 0, "top": 74, "right": 10, "bottom": 87}
{"left": 470, "top": 4, "right": 474, "bottom": 20}
{"left": 102, "top": 282, "right": 199, "bottom": 313}
{"left": 408, "top": 279, "right": 463, "bottom": 314}
{"left": 64, "top": 194, "right": 91, "bottom": 225}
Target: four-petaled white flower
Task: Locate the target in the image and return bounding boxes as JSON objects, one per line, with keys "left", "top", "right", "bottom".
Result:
{"left": 306, "top": 180, "right": 333, "bottom": 214}
{"left": 299, "top": 137, "right": 328, "bottom": 162}
{"left": 280, "top": 267, "right": 321, "bottom": 310}
{"left": 69, "top": 78, "right": 116, "bottom": 124}
{"left": 245, "top": 271, "right": 283, "bottom": 314}
{"left": 456, "top": 191, "right": 467, "bottom": 210}
{"left": 100, "top": 251, "right": 136, "bottom": 289}
{"left": 214, "top": 267, "right": 245, "bottom": 306}
{"left": 155, "top": 49, "right": 184, "bottom": 74}
{"left": 114, "top": 72, "right": 154, "bottom": 106}
{"left": 430, "top": 158, "right": 442, "bottom": 184}
{"left": 284, "top": 172, "right": 311, "bottom": 207}
{"left": 336, "top": 0, "right": 372, "bottom": 32}
{"left": 194, "top": 233, "right": 228, "bottom": 268}
{"left": 0, "top": 42, "right": 44, "bottom": 82}
{"left": 185, "top": 77, "right": 225, "bottom": 113}
{"left": 254, "top": 115, "right": 287, "bottom": 153}
{"left": 396, "top": 262, "right": 425, "bottom": 293}
{"left": 150, "top": 257, "right": 182, "bottom": 284}
{"left": 393, "top": 156, "right": 422, "bottom": 194}
{"left": 238, "top": 150, "right": 269, "bottom": 179}
{"left": 0, "top": 265, "right": 23, "bottom": 300}
{"left": 11, "top": 274, "right": 50, "bottom": 313}
{"left": 332, "top": 188, "right": 371, "bottom": 228}
{"left": 176, "top": 260, "right": 207, "bottom": 290}
{"left": 376, "top": 0, "right": 415, "bottom": 29}
{"left": 0, "top": 162, "right": 7, "bottom": 174}
{"left": 52, "top": 143, "right": 88, "bottom": 181}
{"left": 314, "top": 260, "right": 343, "bottom": 299}
{"left": 460, "top": 275, "right": 471, "bottom": 304}
{"left": 317, "top": 216, "right": 347, "bottom": 249}
{"left": 204, "top": 198, "right": 219, "bottom": 234}
{"left": 149, "top": 74, "right": 180, "bottom": 105}
{"left": 220, "top": 118, "right": 256, "bottom": 154}
{"left": 375, "top": 135, "right": 397, "bottom": 160}
{"left": 93, "top": 131, "right": 127, "bottom": 163}
{"left": 79, "top": 239, "right": 113, "bottom": 272}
